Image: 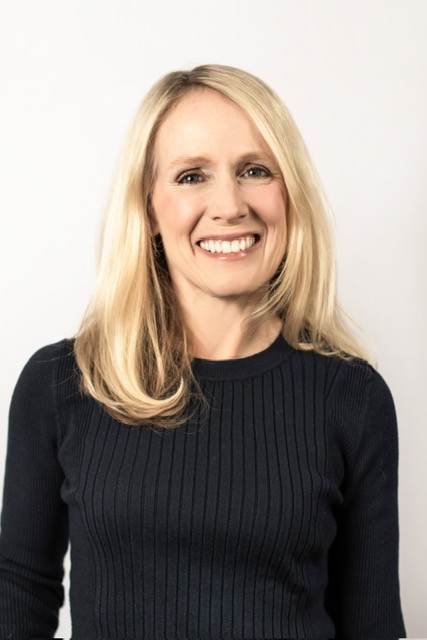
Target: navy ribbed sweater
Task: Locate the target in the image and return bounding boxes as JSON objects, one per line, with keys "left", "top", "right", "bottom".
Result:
{"left": 0, "top": 335, "right": 406, "bottom": 638}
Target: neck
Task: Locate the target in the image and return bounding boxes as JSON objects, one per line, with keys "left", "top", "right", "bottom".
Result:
{"left": 177, "top": 291, "right": 282, "bottom": 360}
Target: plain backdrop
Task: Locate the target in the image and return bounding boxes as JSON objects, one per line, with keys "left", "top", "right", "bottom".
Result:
{"left": 0, "top": 1, "right": 426, "bottom": 637}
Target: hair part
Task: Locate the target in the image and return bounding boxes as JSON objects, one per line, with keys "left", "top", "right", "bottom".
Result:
{"left": 74, "top": 64, "right": 372, "bottom": 428}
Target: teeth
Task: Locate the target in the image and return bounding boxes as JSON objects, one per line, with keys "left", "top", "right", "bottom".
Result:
{"left": 199, "top": 235, "right": 257, "bottom": 254}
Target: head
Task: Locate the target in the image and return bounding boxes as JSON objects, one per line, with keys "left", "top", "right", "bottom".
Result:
{"left": 97, "top": 64, "right": 333, "bottom": 343}
{"left": 76, "top": 64, "right": 368, "bottom": 427}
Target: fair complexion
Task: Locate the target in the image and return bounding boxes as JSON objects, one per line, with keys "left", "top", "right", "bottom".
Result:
{"left": 151, "top": 88, "right": 287, "bottom": 360}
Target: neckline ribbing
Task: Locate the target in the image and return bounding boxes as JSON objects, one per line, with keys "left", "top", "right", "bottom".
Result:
{"left": 191, "top": 332, "right": 293, "bottom": 381}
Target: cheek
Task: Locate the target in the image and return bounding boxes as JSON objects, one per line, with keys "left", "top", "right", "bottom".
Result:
{"left": 256, "top": 187, "right": 288, "bottom": 259}
{"left": 152, "top": 190, "right": 203, "bottom": 235}
{"left": 249, "top": 185, "right": 287, "bottom": 226}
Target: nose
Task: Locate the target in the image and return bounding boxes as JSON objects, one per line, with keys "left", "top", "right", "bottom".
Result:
{"left": 208, "top": 174, "right": 248, "bottom": 222}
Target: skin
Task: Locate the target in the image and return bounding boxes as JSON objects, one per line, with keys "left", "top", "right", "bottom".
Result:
{"left": 151, "top": 88, "right": 287, "bottom": 360}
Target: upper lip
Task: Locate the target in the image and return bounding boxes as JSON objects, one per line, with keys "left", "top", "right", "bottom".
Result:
{"left": 196, "top": 232, "right": 261, "bottom": 244}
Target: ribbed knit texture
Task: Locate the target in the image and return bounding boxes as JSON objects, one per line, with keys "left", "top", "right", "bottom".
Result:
{"left": 0, "top": 336, "right": 406, "bottom": 639}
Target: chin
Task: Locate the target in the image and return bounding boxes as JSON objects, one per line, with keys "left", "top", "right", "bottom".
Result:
{"left": 206, "top": 284, "right": 266, "bottom": 301}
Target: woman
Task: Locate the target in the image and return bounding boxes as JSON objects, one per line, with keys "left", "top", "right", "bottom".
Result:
{"left": 0, "top": 65, "right": 406, "bottom": 638}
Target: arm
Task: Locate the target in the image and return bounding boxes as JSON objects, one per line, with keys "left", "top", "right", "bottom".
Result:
{"left": 0, "top": 344, "right": 69, "bottom": 638}
{"left": 326, "top": 364, "right": 406, "bottom": 639}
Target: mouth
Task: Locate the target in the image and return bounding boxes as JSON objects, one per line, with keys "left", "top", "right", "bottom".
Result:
{"left": 196, "top": 233, "right": 261, "bottom": 254}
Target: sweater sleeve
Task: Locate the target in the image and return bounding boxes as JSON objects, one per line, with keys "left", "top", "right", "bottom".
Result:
{"left": 325, "top": 363, "right": 406, "bottom": 639}
{"left": 0, "top": 344, "right": 69, "bottom": 638}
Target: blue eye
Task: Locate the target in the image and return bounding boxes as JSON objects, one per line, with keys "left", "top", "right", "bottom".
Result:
{"left": 243, "top": 166, "right": 271, "bottom": 178}
{"left": 177, "top": 172, "right": 204, "bottom": 184}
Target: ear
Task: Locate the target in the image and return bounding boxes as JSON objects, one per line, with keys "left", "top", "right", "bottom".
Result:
{"left": 150, "top": 219, "right": 160, "bottom": 236}
{"left": 147, "top": 196, "right": 159, "bottom": 236}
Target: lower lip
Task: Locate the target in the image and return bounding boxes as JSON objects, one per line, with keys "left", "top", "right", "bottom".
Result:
{"left": 195, "top": 237, "right": 262, "bottom": 260}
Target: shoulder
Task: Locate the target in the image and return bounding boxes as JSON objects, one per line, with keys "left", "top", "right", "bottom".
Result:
{"left": 288, "top": 347, "right": 388, "bottom": 405}
{"left": 281, "top": 346, "right": 393, "bottom": 415}
{"left": 15, "top": 338, "right": 76, "bottom": 390}
{"left": 324, "top": 354, "right": 390, "bottom": 403}
{"left": 24, "top": 338, "right": 75, "bottom": 365}
{"left": 323, "top": 354, "right": 394, "bottom": 417}
{"left": 286, "top": 349, "right": 397, "bottom": 464}
{"left": 318, "top": 353, "right": 398, "bottom": 462}
{"left": 11, "top": 339, "right": 78, "bottom": 421}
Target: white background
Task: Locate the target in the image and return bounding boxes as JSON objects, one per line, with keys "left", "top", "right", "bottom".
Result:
{"left": 0, "top": 1, "right": 426, "bottom": 637}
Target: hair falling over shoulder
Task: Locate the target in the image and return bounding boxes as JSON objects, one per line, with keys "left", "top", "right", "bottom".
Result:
{"left": 74, "top": 64, "right": 373, "bottom": 428}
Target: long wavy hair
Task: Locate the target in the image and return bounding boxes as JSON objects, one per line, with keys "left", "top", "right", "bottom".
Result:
{"left": 74, "top": 64, "right": 371, "bottom": 428}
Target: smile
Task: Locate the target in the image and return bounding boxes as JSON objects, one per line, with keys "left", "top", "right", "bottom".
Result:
{"left": 197, "top": 235, "right": 258, "bottom": 254}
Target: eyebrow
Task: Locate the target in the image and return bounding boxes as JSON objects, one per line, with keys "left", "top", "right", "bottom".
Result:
{"left": 166, "top": 152, "right": 276, "bottom": 172}
{"left": 166, "top": 155, "right": 211, "bottom": 171}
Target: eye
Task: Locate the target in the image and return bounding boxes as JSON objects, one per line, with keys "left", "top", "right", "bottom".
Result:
{"left": 177, "top": 171, "right": 204, "bottom": 185}
{"left": 242, "top": 165, "right": 271, "bottom": 179}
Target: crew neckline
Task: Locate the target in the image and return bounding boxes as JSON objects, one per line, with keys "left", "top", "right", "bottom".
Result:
{"left": 191, "top": 332, "right": 293, "bottom": 380}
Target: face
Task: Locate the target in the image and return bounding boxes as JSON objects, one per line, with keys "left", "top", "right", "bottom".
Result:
{"left": 150, "top": 88, "right": 287, "bottom": 306}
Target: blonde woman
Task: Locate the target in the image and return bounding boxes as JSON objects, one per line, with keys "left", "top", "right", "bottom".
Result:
{"left": 0, "top": 65, "right": 406, "bottom": 638}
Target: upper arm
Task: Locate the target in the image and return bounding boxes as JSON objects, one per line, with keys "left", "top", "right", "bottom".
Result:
{"left": 0, "top": 343, "right": 70, "bottom": 637}
{"left": 325, "top": 363, "right": 406, "bottom": 638}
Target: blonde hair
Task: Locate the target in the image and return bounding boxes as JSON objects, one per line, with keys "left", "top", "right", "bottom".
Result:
{"left": 75, "top": 64, "right": 371, "bottom": 428}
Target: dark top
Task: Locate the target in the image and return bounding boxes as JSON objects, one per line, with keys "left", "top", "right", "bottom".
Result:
{"left": 0, "top": 335, "right": 406, "bottom": 639}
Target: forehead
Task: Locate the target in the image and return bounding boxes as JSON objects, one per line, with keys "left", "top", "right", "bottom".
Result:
{"left": 154, "top": 88, "right": 272, "bottom": 166}
{"left": 164, "top": 87, "right": 249, "bottom": 124}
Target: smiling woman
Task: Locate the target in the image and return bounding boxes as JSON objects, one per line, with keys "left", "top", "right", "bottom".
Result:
{"left": 150, "top": 88, "right": 287, "bottom": 357}
{"left": 0, "top": 65, "right": 406, "bottom": 639}
{"left": 74, "top": 64, "right": 371, "bottom": 428}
